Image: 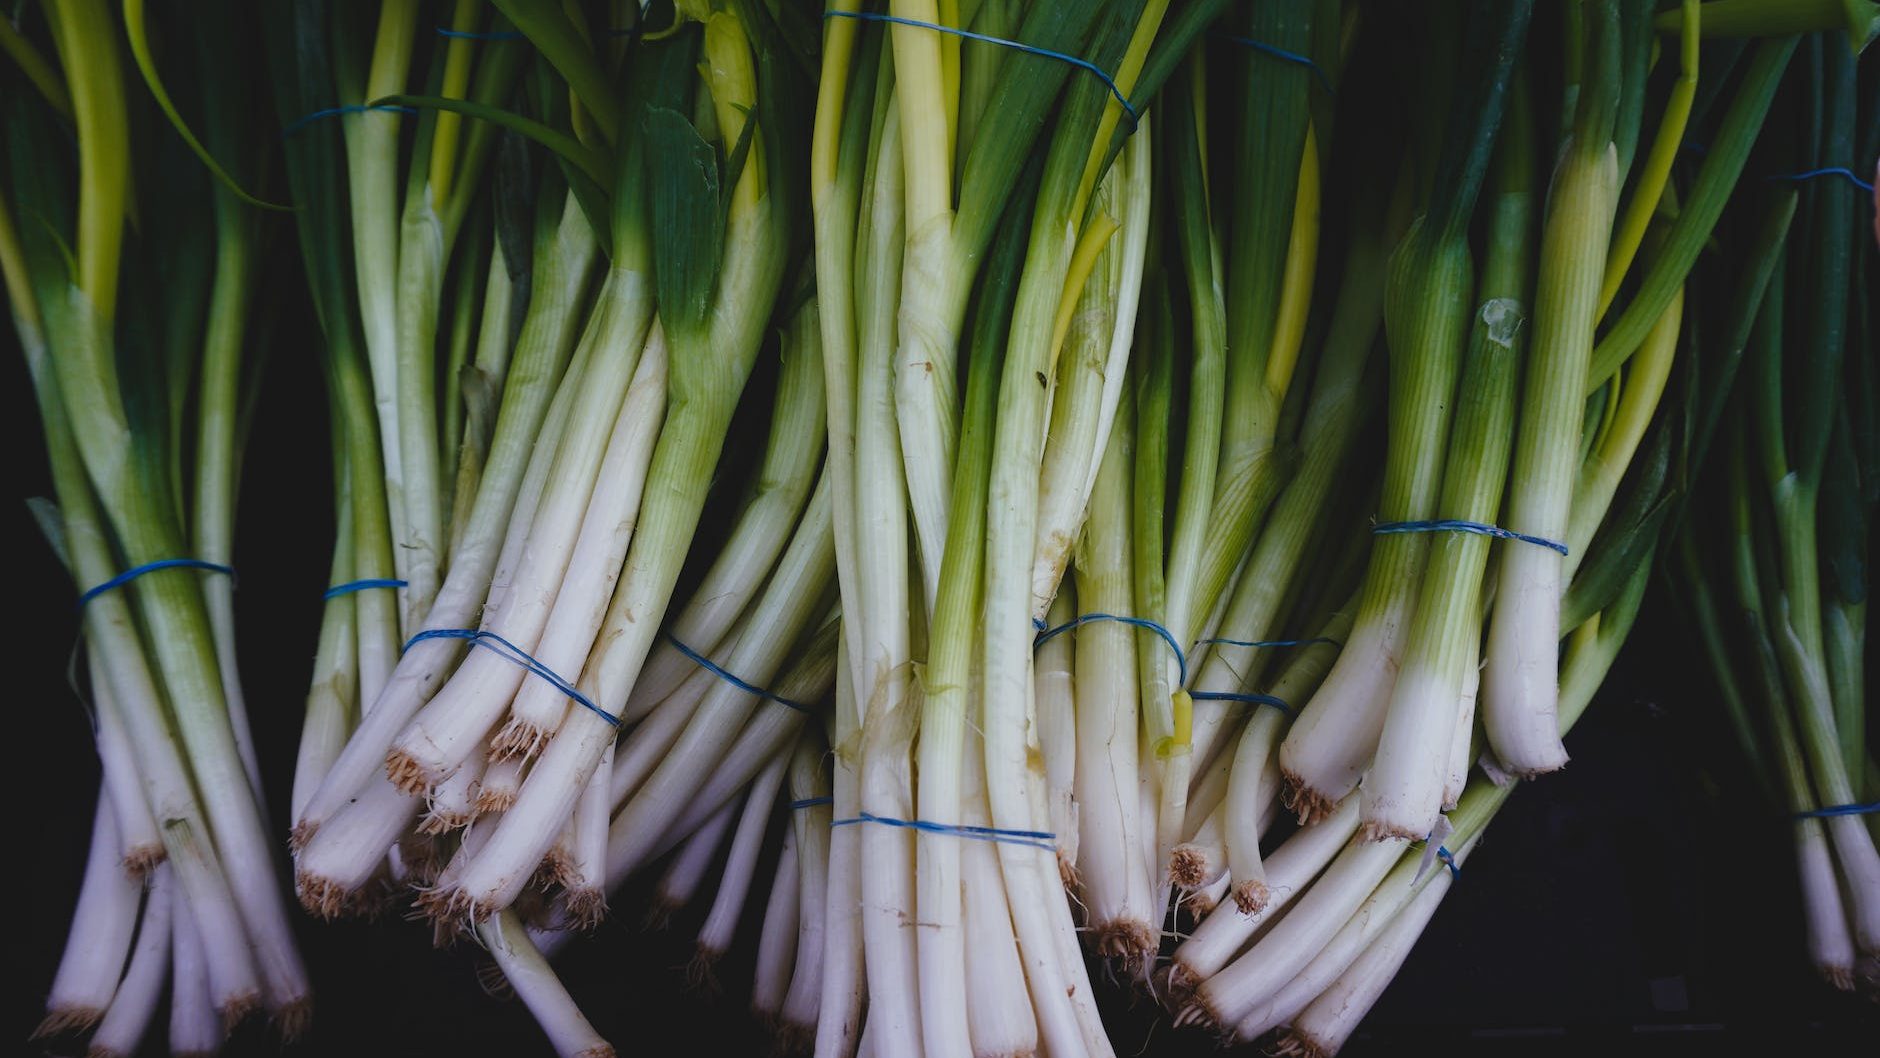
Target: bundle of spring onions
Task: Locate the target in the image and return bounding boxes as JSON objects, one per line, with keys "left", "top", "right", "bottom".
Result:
{"left": 16, "top": 1, "right": 1879, "bottom": 1057}
{"left": 5, "top": 0, "right": 311, "bottom": 1052}
{"left": 1666, "top": 27, "right": 1878, "bottom": 995}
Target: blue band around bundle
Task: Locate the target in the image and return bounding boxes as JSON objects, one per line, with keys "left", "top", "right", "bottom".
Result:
{"left": 1198, "top": 635, "right": 1339, "bottom": 650}
{"left": 436, "top": 27, "right": 523, "bottom": 40}
{"left": 1372, "top": 519, "right": 1568, "bottom": 556}
{"left": 323, "top": 577, "right": 407, "bottom": 600}
{"left": 1035, "top": 612, "right": 1186, "bottom": 687}
{"left": 665, "top": 632, "right": 815, "bottom": 713}
{"left": 823, "top": 10, "right": 1138, "bottom": 124}
{"left": 1795, "top": 801, "right": 1879, "bottom": 820}
{"left": 404, "top": 628, "right": 618, "bottom": 726}
{"left": 789, "top": 796, "right": 833, "bottom": 811}
{"left": 284, "top": 103, "right": 417, "bottom": 137}
{"left": 79, "top": 559, "right": 235, "bottom": 609}
{"left": 1221, "top": 35, "right": 1333, "bottom": 94}
{"left": 1188, "top": 690, "right": 1292, "bottom": 715}
{"left": 1437, "top": 845, "right": 1459, "bottom": 879}
{"left": 1766, "top": 167, "right": 1875, "bottom": 194}
{"left": 832, "top": 811, "right": 1056, "bottom": 852}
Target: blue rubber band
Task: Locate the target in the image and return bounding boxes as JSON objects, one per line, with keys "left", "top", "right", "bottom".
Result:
{"left": 1221, "top": 35, "right": 1334, "bottom": 94}
{"left": 832, "top": 810, "right": 1056, "bottom": 852}
{"left": 1766, "top": 166, "right": 1876, "bottom": 194}
{"left": 436, "top": 27, "right": 523, "bottom": 40}
{"left": 789, "top": 796, "right": 833, "bottom": 811}
{"left": 1795, "top": 801, "right": 1880, "bottom": 819}
{"left": 284, "top": 103, "right": 417, "bottom": 137}
{"left": 78, "top": 559, "right": 234, "bottom": 609}
{"left": 665, "top": 632, "right": 816, "bottom": 713}
{"left": 1035, "top": 612, "right": 1186, "bottom": 687}
{"left": 1437, "top": 845, "right": 1459, "bottom": 879}
{"left": 1197, "top": 635, "right": 1339, "bottom": 650}
{"left": 824, "top": 10, "right": 1138, "bottom": 125}
{"left": 404, "top": 628, "right": 618, "bottom": 726}
{"left": 1373, "top": 519, "right": 1568, "bottom": 556}
{"left": 1187, "top": 690, "right": 1292, "bottom": 715}
{"left": 323, "top": 577, "right": 407, "bottom": 600}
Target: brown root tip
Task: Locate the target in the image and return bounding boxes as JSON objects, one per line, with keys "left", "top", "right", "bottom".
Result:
{"left": 1171, "top": 1000, "right": 1217, "bottom": 1031}
{"left": 573, "top": 1046, "right": 616, "bottom": 1058}
{"left": 288, "top": 818, "right": 317, "bottom": 852}
{"left": 33, "top": 1005, "right": 105, "bottom": 1038}
{"left": 1057, "top": 851, "right": 1082, "bottom": 890}
{"left": 1820, "top": 963, "right": 1856, "bottom": 991}
{"left": 1280, "top": 771, "right": 1336, "bottom": 826}
{"left": 476, "top": 960, "right": 516, "bottom": 1000}
{"left": 564, "top": 887, "right": 609, "bottom": 931}
{"left": 1091, "top": 919, "right": 1158, "bottom": 963}
{"left": 1272, "top": 1029, "right": 1333, "bottom": 1058}
{"left": 384, "top": 749, "right": 436, "bottom": 797}
{"left": 1233, "top": 878, "right": 1271, "bottom": 916}
{"left": 415, "top": 883, "right": 494, "bottom": 940}
{"left": 1357, "top": 820, "right": 1421, "bottom": 843}
{"left": 473, "top": 786, "right": 518, "bottom": 817}
{"left": 640, "top": 901, "right": 676, "bottom": 932}
{"left": 1169, "top": 844, "right": 1210, "bottom": 888}
{"left": 685, "top": 948, "right": 724, "bottom": 995}
{"left": 122, "top": 844, "right": 166, "bottom": 880}
{"left": 296, "top": 869, "right": 352, "bottom": 920}
{"left": 417, "top": 809, "right": 469, "bottom": 837}
{"left": 220, "top": 990, "right": 263, "bottom": 1033}
{"left": 1163, "top": 962, "right": 1198, "bottom": 999}
{"left": 273, "top": 996, "right": 314, "bottom": 1042}
{"left": 771, "top": 1020, "right": 815, "bottom": 1056}
{"left": 1185, "top": 892, "right": 1218, "bottom": 918}
{"left": 87, "top": 1046, "right": 127, "bottom": 1058}
{"left": 488, "top": 716, "right": 550, "bottom": 763}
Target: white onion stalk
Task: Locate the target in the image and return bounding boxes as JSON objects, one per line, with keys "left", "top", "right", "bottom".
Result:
{"left": 816, "top": 639, "right": 866, "bottom": 1058}
{"left": 479, "top": 911, "right": 614, "bottom": 1058}
{"left": 436, "top": 13, "right": 788, "bottom": 919}
{"left": 1073, "top": 411, "right": 1155, "bottom": 961}
{"left": 623, "top": 304, "right": 825, "bottom": 718}
{"left": 293, "top": 491, "right": 359, "bottom": 821}
{"left": 476, "top": 754, "right": 525, "bottom": 817}
{"left": 605, "top": 477, "right": 834, "bottom": 882}
{"left": 1233, "top": 835, "right": 1478, "bottom": 1042}
{"left": 420, "top": 747, "right": 486, "bottom": 835}
{"left": 1267, "top": 838, "right": 1466, "bottom": 1056}
{"left": 651, "top": 797, "right": 741, "bottom": 929}
{"left": 1034, "top": 585, "right": 1079, "bottom": 874}
{"left": 1170, "top": 807, "right": 1226, "bottom": 892}
{"left": 37, "top": 795, "right": 138, "bottom": 1037}
{"left": 1441, "top": 631, "right": 1482, "bottom": 811}
{"left": 388, "top": 268, "right": 656, "bottom": 787}
{"left": 781, "top": 733, "right": 832, "bottom": 1048}
{"left": 1170, "top": 797, "right": 1360, "bottom": 988}
{"left": 1795, "top": 816, "right": 1857, "bottom": 989}
{"left": 89, "top": 655, "right": 162, "bottom": 877}
{"left": 559, "top": 740, "right": 613, "bottom": 930}
{"left": 169, "top": 897, "right": 221, "bottom": 1058}
{"left": 653, "top": 620, "right": 838, "bottom": 852}
{"left": 608, "top": 667, "right": 711, "bottom": 809}
{"left": 296, "top": 772, "right": 415, "bottom": 917}
{"left": 1481, "top": 131, "right": 1620, "bottom": 776}
{"left": 752, "top": 827, "right": 801, "bottom": 1017}
{"left": 88, "top": 862, "right": 174, "bottom": 1058}
{"left": 293, "top": 201, "right": 599, "bottom": 841}
{"left": 695, "top": 752, "right": 791, "bottom": 981}
{"left": 1184, "top": 834, "right": 1410, "bottom": 1029}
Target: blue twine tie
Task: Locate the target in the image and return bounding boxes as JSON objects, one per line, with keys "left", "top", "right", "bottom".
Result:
{"left": 323, "top": 577, "right": 407, "bottom": 600}
{"left": 78, "top": 559, "right": 235, "bottom": 609}
{"left": 404, "top": 628, "right": 618, "bottom": 726}
{"left": 1795, "top": 801, "right": 1879, "bottom": 820}
{"left": 1766, "top": 167, "right": 1875, "bottom": 194}
{"left": 283, "top": 103, "right": 417, "bottom": 137}
{"left": 665, "top": 632, "right": 816, "bottom": 713}
{"left": 1221, "top": 35, "right": 1334, "bottom": 94}
{"left": 832, "top": 811, "right": 1056, "bottom": 852}
{"left": 1187, "top": 689, "right": 1292, "bottom": 715}
{"left": 789, "top": 796, "right": 833, "bottom": 811}
{"left": 1035, "top": 612, "right": 1187, "bottom": 687}
{"left": 1437, "top": 845, "right": 1459, "bottom": 879}
{"left": 1197, "top": 635, "right": 1339, "bottom": 650}
{"left": 824, "top": 10, "right": 1138, "bottom": 125}
{"left": 1373, "top": 519, "right": 1568, "bottom": 556}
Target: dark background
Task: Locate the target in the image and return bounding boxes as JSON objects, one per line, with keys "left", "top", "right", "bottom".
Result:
{"left": 11, "top": 311, "right": 1877, "bottom": 1058}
